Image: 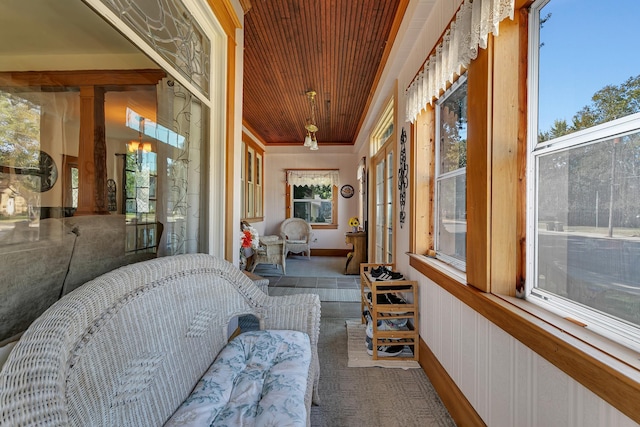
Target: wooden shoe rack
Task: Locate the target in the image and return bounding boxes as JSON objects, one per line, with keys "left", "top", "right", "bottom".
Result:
{"left": 360, "top": 263, "right": 419, "bottom": 361}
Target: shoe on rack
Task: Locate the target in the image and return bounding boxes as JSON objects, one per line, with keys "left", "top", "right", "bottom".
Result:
{"left": 370, "top": 266, "right": 390, "bottom": 278}
{"left": 377, "top": 282, "right": 413, "bottom": 291}
{"left": 366, "top": 294, "right": 409, "bottom": 315}
{"left": 384, "top": 293, "right": 406, "bottom": 305}
{"left": 384, "top": 317, "right": 409, "bottom": 328}
{"left": 365, "top": 337, "right": 404, "bottom": 357}
{"left": 366, "top": 318, "right": 406, "bottom": 339}
{"left": 365, "top": 292, "right": 390, "bottom": 305}
{"left": 373, "top": 271, "right": 404, "bottom": 281}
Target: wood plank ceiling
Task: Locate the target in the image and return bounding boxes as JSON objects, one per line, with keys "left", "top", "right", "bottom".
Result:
{"left": 242, "top": 0, "right": 406, "bottom": 146}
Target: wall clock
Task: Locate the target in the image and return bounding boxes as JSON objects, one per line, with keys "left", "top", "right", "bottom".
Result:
{"left": 37, "top": 151, "right": 58, "bottom": 192}
{"left": 340, "top": 184, "right": 354, "bottom": 198}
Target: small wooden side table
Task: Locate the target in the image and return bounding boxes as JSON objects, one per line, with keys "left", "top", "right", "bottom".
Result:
{"left": 345, "top": 231, "right": 367, "bottom": 275}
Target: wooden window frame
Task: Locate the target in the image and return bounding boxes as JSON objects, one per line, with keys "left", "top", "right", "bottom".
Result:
{"left": 285, "top": 169, "right": 338, "bottom": 230}
{"left": 371, "top": 141, "right": 395, "bottom": 263}
{"left": 241, "top": 132, "right": 264, "bottom": 222}
{"left": 370, "top": 90, "right": 397, "bottom": 264}
{"left": 433, "top": 75, "right": 468, "bottom": 271}
{"left": 62, "top": 155, "right": 79, "bottom": 209}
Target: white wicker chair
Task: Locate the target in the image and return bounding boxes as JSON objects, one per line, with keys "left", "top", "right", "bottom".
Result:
{"left": 280, "top": 218, "right": 313, "bottom": 259}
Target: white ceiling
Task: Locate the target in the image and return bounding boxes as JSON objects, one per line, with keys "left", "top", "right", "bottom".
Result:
{"left": 0, "top": 0, "right": 139, "bottom": 57}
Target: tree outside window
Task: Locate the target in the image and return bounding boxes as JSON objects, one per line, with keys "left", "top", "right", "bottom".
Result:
{"left": 435, "top": 76, "right": 467, "bottom": 270}
{"left": 293, "top": 184, "right": 333, "bottom": 223}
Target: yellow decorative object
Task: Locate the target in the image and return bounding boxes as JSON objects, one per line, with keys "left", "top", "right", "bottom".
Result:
{"left": 348, "top": 217, "right": 360, "bottom": 229}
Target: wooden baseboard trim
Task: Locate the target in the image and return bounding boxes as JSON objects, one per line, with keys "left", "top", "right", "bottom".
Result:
{"left": 309, "top": 249, "right": 350, "bottom": 257}
{"left": 419, "top": 337, "right": 486, "bottom": 426}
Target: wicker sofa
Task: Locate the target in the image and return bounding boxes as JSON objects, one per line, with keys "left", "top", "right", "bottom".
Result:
{"left": 0, "top": 254, "right": 321, "bottom": 426}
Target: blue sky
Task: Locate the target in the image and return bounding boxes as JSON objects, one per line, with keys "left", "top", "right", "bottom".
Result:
{"left": 537, "top": 0, "right": 640, "bottom": 132}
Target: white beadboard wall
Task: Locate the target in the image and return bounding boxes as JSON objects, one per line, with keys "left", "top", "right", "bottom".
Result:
{"left": 415, "top": 269, "right": 638, "bottom": 427}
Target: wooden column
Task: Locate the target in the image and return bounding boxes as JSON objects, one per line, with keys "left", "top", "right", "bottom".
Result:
{"left": 76, "top": 86, "right": 108, "bottom": 215}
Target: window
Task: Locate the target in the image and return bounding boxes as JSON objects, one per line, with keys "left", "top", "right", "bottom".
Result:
{"left": 292, "top": 184, "right": 333, "bottom": 223}
{"left": 241, "top": 134, "right": 264, "bottom": 221}
{"left": 124, "top": 145, "right": 158, "bottom": 254}
{"left": 286, "top": 170, "right": 338, "bottom": 228}
{"left": 435, "top": 76, "right": 467, "bottom": 270}
{"left": 0, "top": 0, "right": 209, "bottom": 258}
{"left": 528, "top": 0, "right": 640, "bottom": 349}
{"left": 370, "top": 97, "right": 396, "bottom": 263}
{"left": 62, "top": 155, "right": 79, "bottom": 209}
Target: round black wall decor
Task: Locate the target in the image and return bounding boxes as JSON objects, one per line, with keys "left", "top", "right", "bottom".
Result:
{"left": 340, "top": 184, "right": 355, "bottom": 198}
{"left": 37, "top": 151, "right": 58, "bottom": 192}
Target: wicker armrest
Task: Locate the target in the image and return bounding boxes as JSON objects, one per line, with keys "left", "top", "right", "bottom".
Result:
{"left": 260, "top": 293, "right": 321, "bottom": 405}
{"left": 261, "top": 293, "right": 321, "bottom": 344}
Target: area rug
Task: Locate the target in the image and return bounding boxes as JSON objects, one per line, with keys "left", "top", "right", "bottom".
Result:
{"left": 311, "top": 318, "right": 455, "bottom": 426}
{"left": 268, "top": 287, "right": 360, "bottom": 302}
{"left": 346, "top": 319, "right": 421, "bottom": 369}
{"left": 253, "top": 256, "right": 348, "bottom": 278}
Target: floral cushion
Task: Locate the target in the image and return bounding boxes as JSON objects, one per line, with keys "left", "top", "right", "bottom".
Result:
{"left": 166, "top": 330, "right": 311, "bottom": 427}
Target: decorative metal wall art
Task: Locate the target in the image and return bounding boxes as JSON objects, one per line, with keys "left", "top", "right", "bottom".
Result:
{"left": 398, "top": 127, "right": 408, "bottom": 228}
{"left": 99, "top": 0, "right": 210, "bottom": 96}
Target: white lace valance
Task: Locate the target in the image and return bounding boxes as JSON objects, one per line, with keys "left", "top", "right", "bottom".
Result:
{"left": 405, "top": 0, "right": 515, "bottom": 123}
{"left": 286, "top": 170, "right": 339, "bottom": 187}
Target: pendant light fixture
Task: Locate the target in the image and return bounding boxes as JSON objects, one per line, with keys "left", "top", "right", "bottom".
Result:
{"left": 304, "top": 90, "right": 319, "bottom": 150}
{"left": 127, "top": 117, "right": 152, "bottom": 171}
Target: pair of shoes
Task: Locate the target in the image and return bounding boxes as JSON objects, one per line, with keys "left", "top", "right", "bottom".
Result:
{"left": 385, "top": 293, "right": 406, "bottom": 305}
{"left": 365, "top": 336, "right": 404, "bottom": 357}
{"left": 372, "top": 270, "right": 404, "bottom": 281}
{"left": 365, "top": 291, "right": 399, "bottom": 305}
{"left": 366, "top": 318, "right": 408, "bottom": 339}
{"left": 363, "top": 309, "right": 409, "bottom": 335}
{"left": 365, "top": 292, "right": 407, "bottom": 306}
{"left": 376, "top": 283, "right": 412, "bottom": 291}
{"left": 369, "top": 265, "right": 391, "bottom": 282}
{"left": 370, "top": 265, "right": 390, "bottom": 278}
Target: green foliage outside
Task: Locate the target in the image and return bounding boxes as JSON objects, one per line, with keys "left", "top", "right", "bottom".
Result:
{"left": 293, "top": 184, "right": 332, "bottom": 200}
{"left": 0, "top": 92, "right": 42, "bottom": 197}
{"left": 293, "top": 184, "right": 332, "bottom": 223}
{"left": 537, "top": 74, "right": 640, "bottom": 229}
{"left": 0, "top": 92, "right": 40, "bottom": 168}
{"left": 539, "top": 75, "right": 640, "bottom": 142}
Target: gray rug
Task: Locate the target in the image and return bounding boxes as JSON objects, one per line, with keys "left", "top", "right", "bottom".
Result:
{"left": 310, "top": 318, "right": 456, "bottom": 427}
{"left": 253, "top": 256, "right": 350, "bottom": 278}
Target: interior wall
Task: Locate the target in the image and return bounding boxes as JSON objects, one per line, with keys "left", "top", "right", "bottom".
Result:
{"left": 263, "top": 145, "right": 360, "bottom": 250}
{"left": 355, "top": 0, "right": 636, "bottom": 425}
{"left": 415, "top": 271, "right": 637, "bottom": 427}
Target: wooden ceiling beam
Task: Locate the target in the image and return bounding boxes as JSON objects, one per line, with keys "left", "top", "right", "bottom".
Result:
{"left": 0, "top": 69, "right": 166, "bottom": 89}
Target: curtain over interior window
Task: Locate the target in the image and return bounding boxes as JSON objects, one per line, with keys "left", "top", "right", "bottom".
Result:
{"left": 286, "top": 170, "right": 339, "bottom": 187}
{"left": 405, "top": 0, "right": 515, "bottom": 123}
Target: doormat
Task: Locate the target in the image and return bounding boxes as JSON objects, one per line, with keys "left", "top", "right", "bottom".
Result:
{"left": 346, "top": 319, "right": 421, "bottom": 369}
